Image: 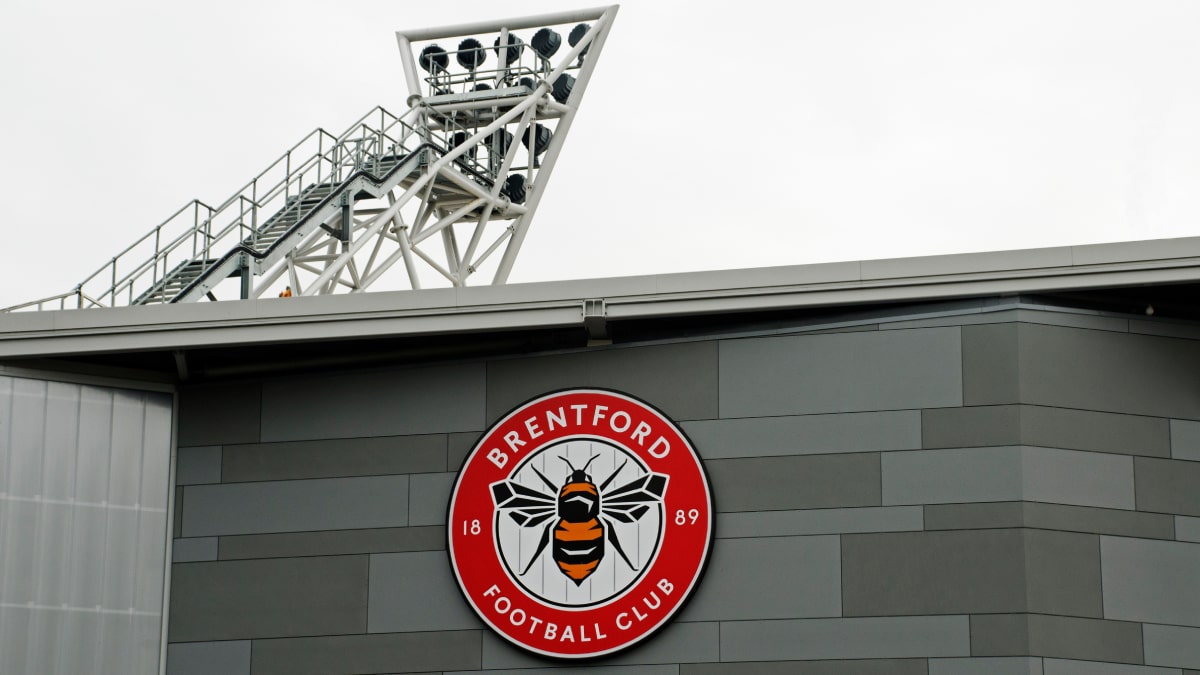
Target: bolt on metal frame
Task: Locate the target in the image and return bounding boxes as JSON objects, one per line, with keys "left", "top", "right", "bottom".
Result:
{"left": 2, "top": 5, "right": 617, "bottom": 311}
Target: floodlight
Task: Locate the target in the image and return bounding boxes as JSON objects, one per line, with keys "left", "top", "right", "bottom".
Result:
{"left": 521, "top": 124, "right": 552, "bottom": 155}
{"left": 552, "top": 73, "right": 575, "bottom": 104}
{"left": 493, "top": 34, "right": 524, "bottom": 65}
{"left": 457, "top": 38, "right": 486, "bottom": 70}
{"left": 488, "top": 129, "right": 514, "bottom": 155}
{"left": 568, "top": 23, "right": 590, "bottom": 51}
{"left": 503, "top": 173, "right": 527, "bottom": 204}
{"left": 418, "top": 44, "right": 449, "bottom": 72}
{"left": 531, "top": 28, "right": 562, "bottom": 59}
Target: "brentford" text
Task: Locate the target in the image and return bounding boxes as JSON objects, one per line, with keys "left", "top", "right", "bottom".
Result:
{"left": 485, "top": 403, "right": 671, "bottom": 469}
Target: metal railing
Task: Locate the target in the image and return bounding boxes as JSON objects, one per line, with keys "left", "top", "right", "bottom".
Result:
{"left": 69, "top": 106, "right": 432, "bottom": 308}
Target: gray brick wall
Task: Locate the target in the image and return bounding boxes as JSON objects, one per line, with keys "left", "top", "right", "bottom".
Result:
{"left": 167, "top": 311, "right": 1200, "bottom": 674}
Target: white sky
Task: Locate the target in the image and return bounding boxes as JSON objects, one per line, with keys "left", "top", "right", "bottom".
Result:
{"left": 1, "top": 0, "right": 1198, "bottom": 309}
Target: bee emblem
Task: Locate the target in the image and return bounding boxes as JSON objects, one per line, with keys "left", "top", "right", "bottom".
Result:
{"left": 491, "top": 454, "right": 668, "bottom": 586}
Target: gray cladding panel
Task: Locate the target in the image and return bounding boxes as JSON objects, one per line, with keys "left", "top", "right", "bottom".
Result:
{"left": 882, "top": 446, "right": 1134, "bottom": 510}
{"left": 1144, "top": 624, "right": 1200, "bottom": 670}
{"left": 845, "top": 529, "right": 1101, "bottom": 618}
{"left": 221, "top": 434, "right": 446, "bottom": 482}
{"left": 178, "top": 382, "right": 261, "bottom": 446}
{"left": 450, "top": 666, "right": 678, "bottom": 675}
{"left": 1101, "top": 536, "right": 1200, "bottom": 626}
{"left": 448, "top": 431, "right": 479, "bottom": 470}
{"left": 683, "top": 410, "right": 922, "bottom": 459}
{"left": 182, "top": 475, "right": 409, "bottom": 537}
{"left": 1179, "top": 517, "right": 1200, "bottom": 543}
{"left": 1018, "top": 502, "right": 1172, "bottom": 540}
{"left": 719, "top": 327, "right": 963, "bottom": 417}
{"left": 923, "top": 405, "right": 1022, "bottom": 449}
{"left": 684, "top": 659, "right": 929, "bottom": 675}
{"left": 678, "top": 536, "right": 841, "bottom": 621}
{"left": 718, "top": 506, "right": 923, "bottom": 538}
{"left": 925, "top": 502, "right": 1174, "bottom": 540}
{"left": 218, "top": 526, "right": 444, "bottom": 560}
{"left": 719, "top": 615, "right": 971, "bottom": 661}
{"left": 922, "top": 405, "right": 1170, "bottom": 457}
{"left": 1135, "top": 458, "right": 1200, "bottom": 516}
{"left": 969, "top": 613, "right": 1032, "bottom": 656}
{"left": 176, "top": 446, "right": 221, "bottom": 485}
{"left": 707, "top": 453, "right": 881, "bottom": 511}
{"left": 1042, "top": 659, "right": 1183, "bottom": 675}
{"left": 883, "top": 446, "right": 1024, "bottom": 505}
{"left": 367, "top": 551, "right": 481, "bottom": 633}
{"left": 930, "top": 657, "right": 1044, "bottom": 675}
{"left": 485, "top": 341, "right": 719, "bottom": 423}
{"left": 1017, "top": 323, "right": 1200, "bottom": 419}
{"left": 482, "top": 621, "right": 719, "bottom": 669}
{"left": 408, "top": 472, "right": 455, "bottom": 526}
{"left": 250, "top": 630, "right": 482, "bottom": 675}
{"left": 1023, "top": 614, "right": 1144, "bottom": 664}
{"left": 1173, "top": 419, "right": 1200, "bottom": 461}
{"left": 1023, "top": 529, "right": 1103, "bottom": 618}
{"left": 165, "top": 640, "right": 251, "bottom": 675}
{"left": 172, "top": 537, "right": 218, "bottom": 563}
{"left": 1021, "top": 406, "right": 1169, "bottom": 457}
{"left": 842, "top": 529, "right": 1027, "bottom": 616}
{"left": 260, "top": 361, "right": 485, "bottom": 441}
{"left": 926, "top": 502, "right": 1027, "bottom": 531}
{"left": 168, "top": 556, "right": 368, "bottom": 642}
{"left": 962, "top": 323, "right": 1020, "bottom": 406}
{"left": 1021, "top": 447, "right": 1134, "bottom": 510}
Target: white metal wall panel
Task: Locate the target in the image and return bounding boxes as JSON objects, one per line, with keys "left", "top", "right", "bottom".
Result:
{"left": 0, "top": 375, "right": 172, "bottom": 675}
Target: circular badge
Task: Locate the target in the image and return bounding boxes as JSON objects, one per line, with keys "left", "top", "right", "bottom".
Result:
{"left": 447, "top": 389, "right": 715, "bottom": 659}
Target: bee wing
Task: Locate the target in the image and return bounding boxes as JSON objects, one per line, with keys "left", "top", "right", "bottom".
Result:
{"left": 491, "top": 480, "right": 557, "bottom": 527}
{"left": 602, "top": 472, "right": 668, "bottom": 523}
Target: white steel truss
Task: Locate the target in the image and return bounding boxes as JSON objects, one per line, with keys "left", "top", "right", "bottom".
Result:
{"left": 4, "top": 6, "right": 617, "bottom": 311}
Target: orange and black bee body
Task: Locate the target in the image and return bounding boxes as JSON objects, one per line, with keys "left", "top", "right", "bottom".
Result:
{"left": 491, "top": 453, "right": 668, "bottom": 586}
{"left": 552, "top": 466, "right": 605, "bottom": 584}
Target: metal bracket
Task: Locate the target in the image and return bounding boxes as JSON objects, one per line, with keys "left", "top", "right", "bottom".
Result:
{"left": 583, "top": 298, "right": 607, "bottom": 340}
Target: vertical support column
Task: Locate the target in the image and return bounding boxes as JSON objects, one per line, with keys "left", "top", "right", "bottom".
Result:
{"left": 239, "top": 253, "right": 252, "bottom": 300}
{"left": 339, "top": 191, "right": 353, "bottom": 243}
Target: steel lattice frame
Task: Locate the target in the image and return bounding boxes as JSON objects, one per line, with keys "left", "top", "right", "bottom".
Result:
{"left": 255, "top": 6, "right": 617, "bottom": 298}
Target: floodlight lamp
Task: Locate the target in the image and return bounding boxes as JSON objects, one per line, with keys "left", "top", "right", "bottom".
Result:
{"left": 552, "top": 73, "right": 575, "bottom": 104}
{"left": 449, "top": 131, "right": 477, "bottom": 160}
{"left": 457, "top": 38, "right": 486, "bottom": 70}
{"left": 531, "top": 28, "right": 562, "bottom": 59}
{"left": 568, "top": 23, "right": 591, "bottom": 51}
{"left": 488, "top": 129, "right": 515, "bottom": 155}
{"left": 518, "top": 77, "right": 536, "bottom": 91}
{"left": 493, "top": 34, "right": 524, "bottom": 65}
{"left": 418, "top": 44, "right": 449, "bottom": 73}
{"left": 521, "top": 124, "right": 552, "bottom": 156}
{"left": 502, "top": 173, "right": 527, "bottom": 204}
{"left": 472, "top": 83, "right": 492, "bottom": 92}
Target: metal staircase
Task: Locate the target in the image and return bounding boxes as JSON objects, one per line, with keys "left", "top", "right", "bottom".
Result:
{"left": 3, "top": 6, "right": 617, "bottom": 312}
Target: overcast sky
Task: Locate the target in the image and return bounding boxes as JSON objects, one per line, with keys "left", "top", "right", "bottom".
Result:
{"left": 1, "top": 0, "right": 1198, "bottom": 309}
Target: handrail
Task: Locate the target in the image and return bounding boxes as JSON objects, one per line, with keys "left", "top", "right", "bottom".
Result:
{"left": 72, "top": 105, "right": 436, "bottom": 307}
{"left": 55, "top": 90, "right": 520, "bottom": 309}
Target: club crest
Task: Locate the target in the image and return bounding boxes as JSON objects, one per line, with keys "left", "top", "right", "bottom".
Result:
{"left": 447, "top": 389, "right": 715, "bottom": 659}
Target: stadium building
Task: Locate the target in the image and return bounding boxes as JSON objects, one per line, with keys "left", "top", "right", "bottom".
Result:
{"left": 2, "top": 7, "right": 1199, "bottom": 675}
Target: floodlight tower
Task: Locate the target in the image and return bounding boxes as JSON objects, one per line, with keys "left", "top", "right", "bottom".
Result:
{"left": 3, "top": 6, "right": 617, "bottom": 311}
{"left": 280, "top": 5, "right": 618, "bottom": 295}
